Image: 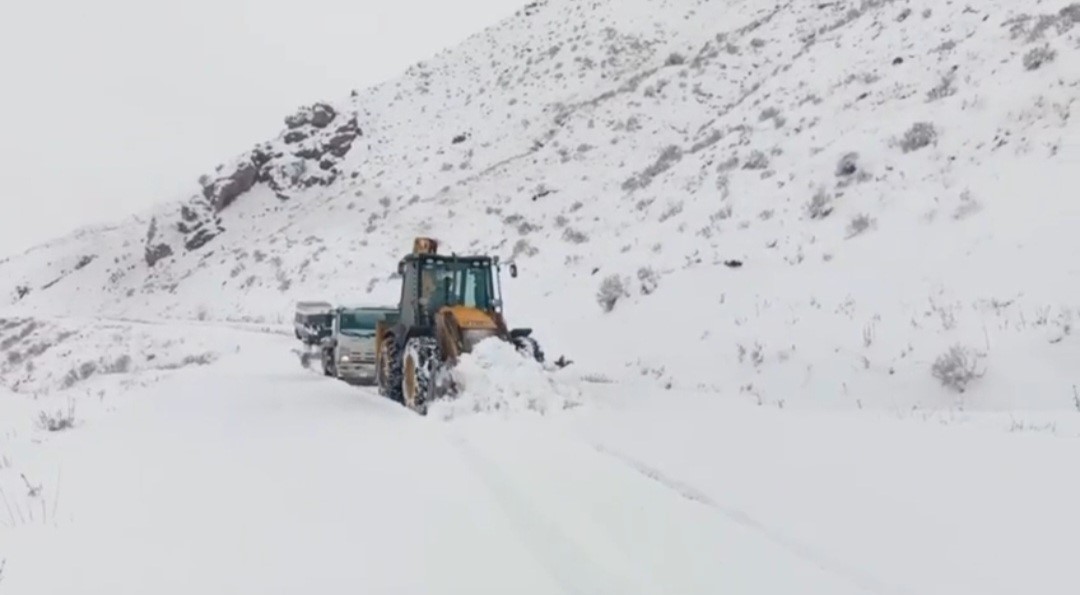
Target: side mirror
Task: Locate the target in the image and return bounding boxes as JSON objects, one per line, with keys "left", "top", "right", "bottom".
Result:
{"left": 510, "top": 263, "right": 518, "bottom": 278}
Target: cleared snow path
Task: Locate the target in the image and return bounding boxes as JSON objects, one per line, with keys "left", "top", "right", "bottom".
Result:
{"left": 1, "top": 331, "right": 878, "bottom": 595}
{"left": 3, "top": 328, "right": 1078, "bottom": 594}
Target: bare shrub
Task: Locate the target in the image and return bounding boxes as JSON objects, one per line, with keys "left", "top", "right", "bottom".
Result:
{"left": 953, "top": 191, "right": 982, "bottom": 220}
{"left": 665, "top": 52, "right": 686, "bottom": 66}
{"left": 926, "top": 72, "right": 957, "bottom": 102}
{"left": 743, "top": 150, "right": 769, "bottom": 170}
{"left": 37, "top": 401, "right": 76, "bottom": 432}
{"left": 846, "top": 214, "right": 875, "bottom": 238}
{"left": 511, "top": 239, "right": 539, "bottom": 260}
{"left": 562, "top": 228, "right": 589, "bottom": 244}
{"left": 738, "top": 343, "right": 765, "bottom": 367}
{"left": 658, "top": 202, "right": 684, "bottom": 222}
{"left": 62, "top": 362, "right": 98, "bottom": 389}
{"left": 807, "top": 189, "right": 834, "bottom": 219}
{"left": 899, "top": 122, "right": 938, "bottom": 153}
{"left": 931, "top": 345, "right": 984, "bottom": 393}
{"left": 1023, "top": 45, "right": 1056, "bottom": 70}
{"left": 597, "top": 275, "right": 630, "bottom": 312}
{"left": 158, "top": 353, "right": 219, "bottom": 370}
{"left": 103, "top": 355, "right": 133, "bottom": 374}
{"left": 637, "top": 268, "right": 659, "bottom": 295}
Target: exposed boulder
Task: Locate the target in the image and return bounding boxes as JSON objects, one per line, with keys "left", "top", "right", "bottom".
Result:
{"left": 284, "top": 102, "right": 337, "bottom": 129}
{"left": 201, "top": 163, "right": 258, "bottom": 211}
{"left": 325, "top": 116, "right": 362, "bottom": 158}
{"left": 310, "top": 103, "right": 337, "bottom": 128}
{"left": 184, "top": 228, "right": 217, "bottom": 251}
{"left": 145, "top": 243, "right": 173, "bottom": 267}
{"left": 144, "top": 218, "right": 174, "bottom": 267}
{"left": 284, "top": 130, "right": 308, "bottom": 144}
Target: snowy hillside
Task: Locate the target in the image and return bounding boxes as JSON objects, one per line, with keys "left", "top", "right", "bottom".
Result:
{"left": 2, "top": 0, "right": 1080, "bottom": 411}
{"left": 4, "top": 2, "right": 1080, "bottom": 593}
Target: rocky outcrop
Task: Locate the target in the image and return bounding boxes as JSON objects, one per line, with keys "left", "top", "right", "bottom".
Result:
{"left": 144, "top": 217, "right": 175, "bottom": 267}
{"left": 140, "top": 101, "right": 362, "bottom": 261}
{"left": 201, "top": 163, "right": 258, "bottom": 211}
{"left": 285, "top": 102, "right": 337, "bottom": 129}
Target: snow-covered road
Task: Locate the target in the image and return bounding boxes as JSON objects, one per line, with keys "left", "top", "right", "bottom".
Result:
{"left": 2, "top": 328, "right": 1079, "bottom": 594}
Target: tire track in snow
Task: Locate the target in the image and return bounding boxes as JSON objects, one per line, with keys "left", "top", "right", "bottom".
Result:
{"left": 590, "top": 443, "right": 911, "bottom": 595}
{"left": 450, "top": 435, "right": 647, "bottom": 595}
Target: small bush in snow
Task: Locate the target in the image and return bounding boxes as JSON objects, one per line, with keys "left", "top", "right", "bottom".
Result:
{"left": 665, "top": 52, "right": 686, "bottom": 66}
{"left": 637, "top": 267, "right": 659, "bottom": 295}
{"left": 742, "top": 150, "right": 769, "bottom": 170}
{"left": 1023, "top": 45, "right": 1056, "bottom": 70}
{"left": 103, "top": 355, "right": 133, "bottom": 374}
{"left": 597, "top": 275, "right": 630, "bottom": 313}
{"left": 658, "top": 202, "right": 684, "bottom": 222}
{"left": 511, "top": 239, "right": 539, "bottom": 260}
{"left": 931, "top": 345, "right": 984, "bottom": 393}
{"left": 953, "top": 191, "right": 982, "bottom": 220}
{"left": 37, "top": 402, "right": 77, "bottom": 432}
{"left": 562, "top": 228, "right": 589, "bottom": 244}
{"left": 807, "top": 189, "right": 834, "bottom": 219}
{"left": 846, "top": 214, "right": 875, "bottom": 238}
{"left": 926, "top": 73, "right": 957, "bottom": 102}
{"left": 899, "top": 122, "right": 938, "bottom": 153}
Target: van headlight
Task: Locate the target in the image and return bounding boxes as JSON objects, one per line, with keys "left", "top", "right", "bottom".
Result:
{"left": 340, "top": 355, "right": 351, "bottom": 363}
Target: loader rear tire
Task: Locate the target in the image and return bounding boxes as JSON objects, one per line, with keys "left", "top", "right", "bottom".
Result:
{"left": 402, "top": 337, "right": 437, "bottom": 415}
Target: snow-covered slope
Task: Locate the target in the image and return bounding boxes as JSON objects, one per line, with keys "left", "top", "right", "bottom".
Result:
{"left": 3, "top": 0, "right": 1080, "bottom": 409}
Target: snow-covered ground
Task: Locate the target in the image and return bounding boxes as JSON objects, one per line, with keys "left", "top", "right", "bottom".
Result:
{"left": 2, "top": 326, "right": 1078, "bottom": 594}
{"left": 3, "top": 0, "right": 1080, "bottom": 591}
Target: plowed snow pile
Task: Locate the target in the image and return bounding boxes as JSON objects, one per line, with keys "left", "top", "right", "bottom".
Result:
{"left": 431, "top": 339, "right": 582, "bottom": 420}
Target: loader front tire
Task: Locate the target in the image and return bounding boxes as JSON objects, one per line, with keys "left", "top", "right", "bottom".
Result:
{"left": 382, "top": 337, "right": 403, "bottom": 402}
{"left": 402, "top": 337, "right": 437, "bottom": 415}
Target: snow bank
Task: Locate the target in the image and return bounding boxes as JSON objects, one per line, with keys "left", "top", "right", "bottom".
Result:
{"left": 430, "top": 339, "right": 583, "bottom": 420}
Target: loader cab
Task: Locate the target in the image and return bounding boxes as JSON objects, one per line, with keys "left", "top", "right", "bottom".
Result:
{"left": 397, "top": 255, "right": 498, "bottom": 327}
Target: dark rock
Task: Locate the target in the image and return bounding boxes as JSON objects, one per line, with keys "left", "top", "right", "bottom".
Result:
{"left": 295, "top": 147, "right": 323, "bottom": 160}
{"left": 180, "top": 205, "right": 200, "bottom": 222}
{"left": 251, "top": 146, "right": 273, "bottom": 167}
{"left": 724, "top": 260, "right": 744, "bottom": 268}
{"left": 319, "top": 159, "right": 335, "bottom": 171}
{"left": 836, "top": 152, "right": 860, "bottom": 176}
{"left": 310, "top": 103, "right": 337, "bottom": 128}
{"left": 452, "top": 133, "right": 468, "bottom": 144}
{"left": 212, "top": 163, "right": 258, "bottom": 211}
{"left": 285, "top": 110, "right": 309, "bottom": 129}
{"left": 74, "top": 255, "right": 95, "bottom": 270}
{"left": 284, "top": 130, "right": 308, "bottom": 144}
{"left": 893, "top": 56, "right": 904, "bottom": 65}
{"left": 184, "top": 228, "right": 217, "bottom": 251}
{"left": 325, "top": 133, "right": 355, "bottom": 158}
{"left": 145, "top": 243, "right": 173, "bottom": 267}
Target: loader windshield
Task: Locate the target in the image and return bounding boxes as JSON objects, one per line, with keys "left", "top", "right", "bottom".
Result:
{"left": 419, "top": 258, "right": 494, "bottom": 313}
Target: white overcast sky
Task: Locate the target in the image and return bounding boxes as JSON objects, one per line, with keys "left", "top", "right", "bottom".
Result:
{"left": 0, "top": 0, "right": 522, "bottom": 258}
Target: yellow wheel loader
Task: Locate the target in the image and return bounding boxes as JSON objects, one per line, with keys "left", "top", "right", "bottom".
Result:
{"left": 375, "top": 237, "right": 543, "bottom": 414}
